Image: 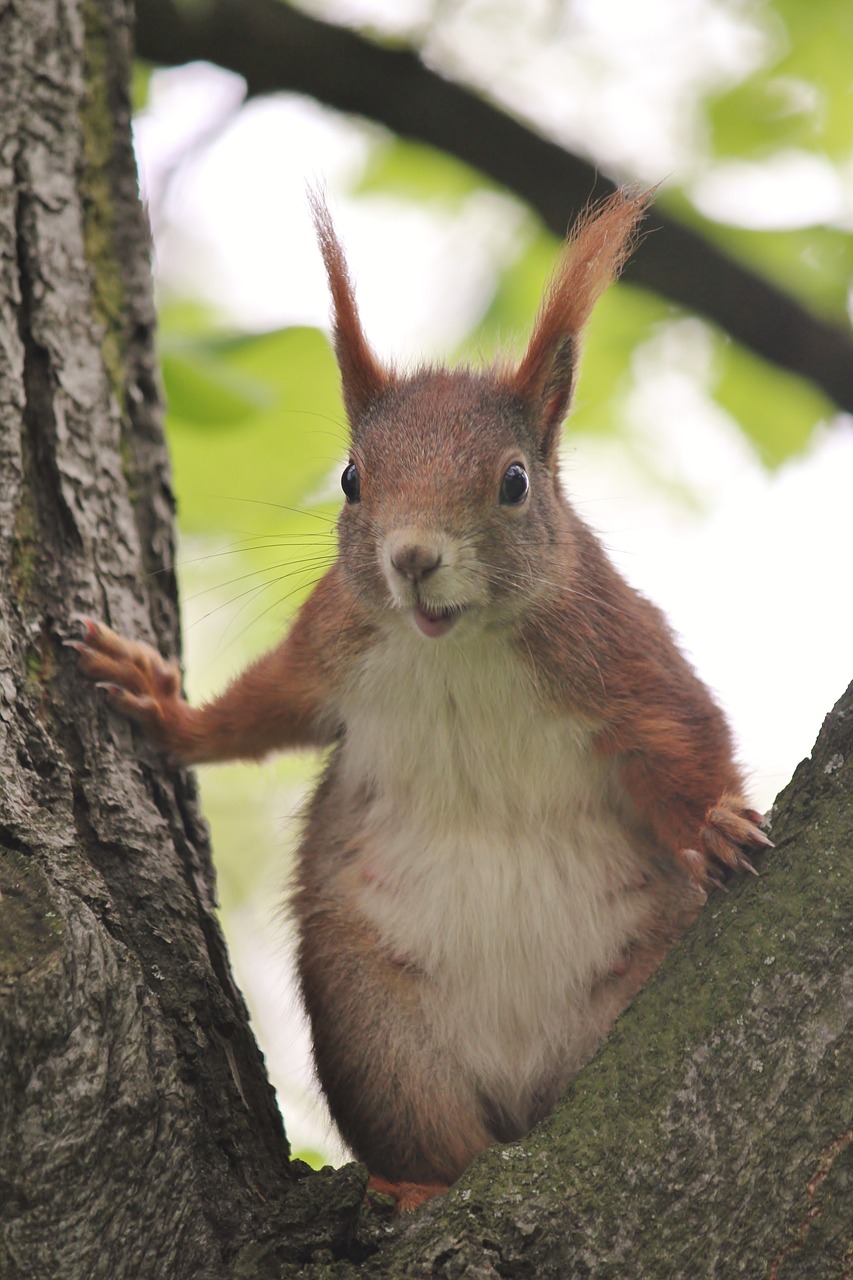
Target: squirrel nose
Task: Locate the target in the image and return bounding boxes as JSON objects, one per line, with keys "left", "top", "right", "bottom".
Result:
{"left": 390, "top": 544, "right": 442, "bottom": 583}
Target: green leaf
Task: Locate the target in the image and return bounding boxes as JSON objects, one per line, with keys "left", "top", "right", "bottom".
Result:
{"left": 161, "top": 348, "right": 274, "bottom": 427}
{"left": 291, "top": 1149, "right": 330, "bottom": 1171}
{"left": 709, "top": 76, "right": 821, "bottom": 158}
{"left": 714, "top": 334, "right": 833, "bottom": 467}
{"left": 163, "top": 325, "right": 347, "bottom": 535}
{"left": 569, "top": 287, "right": 671, "bottom": 438}
{"left": 131, "top": 60, "right": 153, "bottom": 114}
{"left": 772, "top": 0, "right": 853, "bottom": 157}
{"left": 708, "top": 0, "right": 853, "bottom": 160}
{"left": 358, "top": 136, "right": 492, "bottom": 203}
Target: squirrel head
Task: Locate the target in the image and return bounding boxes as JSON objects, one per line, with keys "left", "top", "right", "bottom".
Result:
{"left": 310, "top": 189, "right": 650, "bottom": 640}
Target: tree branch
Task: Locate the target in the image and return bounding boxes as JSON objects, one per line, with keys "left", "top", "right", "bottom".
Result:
{"left": 134, "top": 0, "right": 853, "bottom": 417}
{"left": 302, "top": 684, "right": 853, "bottom": 1276}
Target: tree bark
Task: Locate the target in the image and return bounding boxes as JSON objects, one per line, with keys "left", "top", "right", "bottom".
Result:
{"left": 133, "top": 0, "right": 853, "bottom": 417}
{"left": 0, "top": 4, "right": 361, "bottom": 1277}
{"left": 0, "top": 2, "right": 849, "bottom": 1279}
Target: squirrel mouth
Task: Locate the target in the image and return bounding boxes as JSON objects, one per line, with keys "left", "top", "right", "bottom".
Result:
{"left": 412, "top": 602, "right": 464, "bottom": 639}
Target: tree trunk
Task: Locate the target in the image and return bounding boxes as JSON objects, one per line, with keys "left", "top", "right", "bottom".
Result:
{"left": 0, "top": 4, "right": 360, "bottom": 1277}
{"left": 0, "top": 2, "right": 849, "bottom": 1279}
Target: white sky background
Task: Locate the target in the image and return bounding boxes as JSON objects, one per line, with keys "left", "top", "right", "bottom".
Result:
{"left": 132, "top": 0, "right": 853, "bottom": 1159}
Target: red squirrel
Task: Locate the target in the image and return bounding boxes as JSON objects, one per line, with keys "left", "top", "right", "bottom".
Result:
{"left": 74, "top": 189, "right": 770, "bottom": 1211}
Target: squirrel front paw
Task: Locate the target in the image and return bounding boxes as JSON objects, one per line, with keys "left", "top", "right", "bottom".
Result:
{"left": 680, "top": 794, "right": 773, "bottom": 890}
{"left": 68, "top": 617, "right": 189, "bottom": 756}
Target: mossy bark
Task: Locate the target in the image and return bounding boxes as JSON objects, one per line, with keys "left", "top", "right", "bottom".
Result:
{"left": 0, "top": 2, "right": 849, "bottom": 1278}
{"left": 0, "top": 4, "right": 347, "bottom": 1277}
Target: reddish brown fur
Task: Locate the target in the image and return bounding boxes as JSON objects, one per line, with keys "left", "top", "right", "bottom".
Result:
{"left": 514, "top": 513, "right": 751, "bottom": 863}
{"left": 512, "top": 187, "right": 651, "bottom": 447}
{"left": 309, "top": 190, "right": 390, "bottom": 422}
{"left": 74, "top": 189, "right": 769, "bottom": 1212}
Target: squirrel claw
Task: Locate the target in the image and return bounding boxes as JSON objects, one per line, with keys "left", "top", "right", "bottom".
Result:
{"left": 95, "top": 681, "right": 125, "bottom": 697}
{"left": 366, "top": 1174, "right": 449, "bottom": 1213}
{"left": 71, "top": 616, "right": 185, "bottom": 751}
{"left": 682, "top": 796, "right": 772, "bottom": 891}
{"left": 95, "top": 682, "right": 157, "bottom": 717}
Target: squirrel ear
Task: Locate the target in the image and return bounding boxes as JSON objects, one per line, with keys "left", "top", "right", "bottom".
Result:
{"left": 510, "top": 188, "right": 652, "bottom": 456}
{"left": 309, "top": 191, "right": 390, "bottom": 425}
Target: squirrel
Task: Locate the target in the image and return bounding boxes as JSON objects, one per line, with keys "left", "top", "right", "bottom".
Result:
{"left": 73, "top": 188, "right": 771, "bottom": 1212}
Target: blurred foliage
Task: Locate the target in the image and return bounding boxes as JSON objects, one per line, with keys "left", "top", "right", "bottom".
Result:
{"left": 131, "top": 59, "right": 153, "bottom": 113}
{"left": 707, "top": 0, "right": 853, "bottom": 160}
{"left": 714, "top": 335, "right": 831, "bottom": 466}
{"left": 156, "top": 0, "right": 852, "bottom": 555}
{"left": 291, "top": 1148, "right": 330, "bottom": 1170}
{"left": 357, "top": 134, "right": 488, "bottom": 203}
{"left": 157, "top": 309, "right": 344, "bottom": 917}
{"left": 688, "top": 0, "right": 853, "bottom": 324}
{"left": 161, "top": 303, "right": 346, "bottom": 534}
{"left": 356, "top": 137, "right": 838, "bottom": 470}
{"left": 702, "top": 219, "right": 853, "bottom": 320}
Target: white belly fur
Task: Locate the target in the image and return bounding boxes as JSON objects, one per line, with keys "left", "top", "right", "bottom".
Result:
{"left": 337, "top": 622, "right": 656, "bottom": 1107}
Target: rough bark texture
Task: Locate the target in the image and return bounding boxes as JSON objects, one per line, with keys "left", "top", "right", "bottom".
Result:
{"left": 133, "top": 0, "right": 853, "bottom": 417}
{"left": 0, "top": 2, "right": 850, "bottom": 1278}
{"left": 0, "top": 4, "right": 363, "bottom": 1277}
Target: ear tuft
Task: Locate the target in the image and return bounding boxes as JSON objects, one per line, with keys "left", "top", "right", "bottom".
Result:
{"left": 309, "top": 190, "right": 389, "bottom": 426}
{"left": 511, "top": 187, "right": 653, "bottom": 455}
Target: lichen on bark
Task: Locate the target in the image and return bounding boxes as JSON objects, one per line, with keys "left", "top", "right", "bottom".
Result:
{"left": 79, "top": 0, "right": 129, "bottom": 403}
{"left": 0, "top": 3, "right": 295, "bottom": 1276}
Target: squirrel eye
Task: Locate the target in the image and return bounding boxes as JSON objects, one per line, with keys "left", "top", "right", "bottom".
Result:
{"left": 341, "top": 462, "right": 360, "bottom": 503}
{"left": 499, "top": 463, "right": 529, "bottom": 506}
